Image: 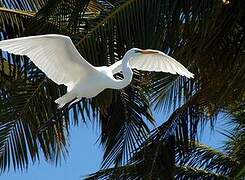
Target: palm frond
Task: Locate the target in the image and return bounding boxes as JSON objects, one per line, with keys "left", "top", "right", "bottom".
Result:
{"left": 224, "top": 104, "right": 245, "bottom": 178}
{"left": 0, "top": 57, "right": 70, "bottom": 172}
{"left": 0, "top": 33, "right": 74, "bottom": 171}
{"left": 144, "top": 0, "right": 245, "bottom": 166}
{"left": 98, "top": 85, "right": 154, "bottom": 168}
{"left": 75, "top": 0, "right": 167, "bottom": 66}
{"left": 177, "top": 143, "right": 238, "bottom": 176}
{"left": 0, "top": 0, "right": 47, "bottom": 11}
{"left": 0, "top": 0, "right": 44, "bottom": 37}
{"left": 150, "top": 74, "right": 194, "bottom": 112}
{"left": 86, "top": 165, "right": 230, "bottom": 180}
{"left": 151, "top": 89, "right": 217, "bottom": 152}
{"left": 0, "top": 7, "right": 34, "bottom": 37}
{"left": 25, "top": 0, "right": 105, "bottom": 35}
{"left": 99, "top": 90, "right": 219, "bottom": 178}
{"left": 86, "top": 139, "right": 237, "bottom": 179}
{"left": 85, "top": 164, "right": 146, "bottom": 180}
{"left": 175, "top": 165, "right": 229, "bottom": 180}
{"left": 0, "top": 0, "right": 109, "bottom": 172}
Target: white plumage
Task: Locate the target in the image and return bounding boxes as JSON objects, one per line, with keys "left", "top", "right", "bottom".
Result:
{"left": 0, "top": 34, "right": 194, "bottom": 108}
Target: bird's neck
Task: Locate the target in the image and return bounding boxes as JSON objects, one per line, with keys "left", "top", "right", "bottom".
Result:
{"left": 111, "top": 50, "right": 134, "bottom": 89}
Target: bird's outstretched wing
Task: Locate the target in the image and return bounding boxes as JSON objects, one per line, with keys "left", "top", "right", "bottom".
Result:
{"left": 0, "top": 34, "right": 97, "bottom": 87}
{"left": 110, "top": 50, "right": 194, "bottom": 78}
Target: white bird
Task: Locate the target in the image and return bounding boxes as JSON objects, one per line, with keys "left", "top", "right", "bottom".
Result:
{"left": 0, "top": 34, "right": 194, "bottom": 108}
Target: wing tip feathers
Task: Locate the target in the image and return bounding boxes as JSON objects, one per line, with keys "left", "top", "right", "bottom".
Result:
{"left": 185, "top": 72, "right": 194, "bottom": 79}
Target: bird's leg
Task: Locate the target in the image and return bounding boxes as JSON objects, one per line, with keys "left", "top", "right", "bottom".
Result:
{"left": 71, "top": 97, "right": 82, "bottom": 104}
{"left": 55, "top": 92, "right": 77, "bottom": 109}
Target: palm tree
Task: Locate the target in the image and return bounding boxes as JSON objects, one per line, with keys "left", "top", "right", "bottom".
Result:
{"left": 0, "top": 0, "right": 244, "bottom": 179}
{"left": 86, "top": 101, "right": 245, "bottom": 179}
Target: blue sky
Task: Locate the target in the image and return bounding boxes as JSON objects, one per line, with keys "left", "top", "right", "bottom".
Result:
{"left": 1, "top": 124, "right": 102, "bottom": 180}
{"left": 1, "top": 112, "right": 232, "bottom": 180}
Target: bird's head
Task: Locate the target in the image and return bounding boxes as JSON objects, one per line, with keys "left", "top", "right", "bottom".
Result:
{"left": 124, "top": 48, "right": 160, "bottom": 59}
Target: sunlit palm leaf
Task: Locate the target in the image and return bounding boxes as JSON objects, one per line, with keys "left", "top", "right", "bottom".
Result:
{"left": 0, "top": 0, "right": 47, "bottom": 11}
{"left": 0, "top": 7, "right": 34, "bottom": 37}
{"left": 0, "top": 0, "right": 44, "bottom": 36}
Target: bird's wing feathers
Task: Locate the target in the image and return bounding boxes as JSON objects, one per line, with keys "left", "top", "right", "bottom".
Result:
{"left": 130, "top": 52, "right": 194, "bottom": 78}
{"left": 110, "top": 50, "right": 194, "bottom": 78}
{"left": 0, "top": 34, "right": 96, "bottom": 86}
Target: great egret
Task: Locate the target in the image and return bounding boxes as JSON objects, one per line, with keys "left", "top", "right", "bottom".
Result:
{"left": 0, "top": 34, "right": 194, "bottom": 108}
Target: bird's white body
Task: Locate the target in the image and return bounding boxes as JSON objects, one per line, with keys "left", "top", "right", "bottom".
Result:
{"left": 0, "top": 34, "right": 194, "bottom": 108}
{"left": 68, "top": 66, "right": 113, "bottom": 98}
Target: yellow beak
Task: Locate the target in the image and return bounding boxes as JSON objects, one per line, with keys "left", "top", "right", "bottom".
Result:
{"left": 141, "top": 49, "right": 159, "bottom": 54}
